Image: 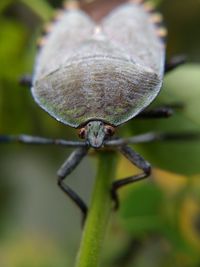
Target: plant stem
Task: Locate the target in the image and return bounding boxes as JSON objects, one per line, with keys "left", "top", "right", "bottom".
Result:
{"left": 75, "top": 151, "right": 117, "bottom": 267}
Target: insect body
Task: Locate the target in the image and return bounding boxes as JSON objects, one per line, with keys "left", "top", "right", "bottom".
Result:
{"left": 2, "top": 0, "right": 186, "bottom": 219}
{"left": 33, "top": 0, "right": 165, "bottom": 148}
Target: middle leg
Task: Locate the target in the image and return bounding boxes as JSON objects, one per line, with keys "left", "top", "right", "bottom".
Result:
{"left": 136, "top": 103, "right": 184, "bottom": 119}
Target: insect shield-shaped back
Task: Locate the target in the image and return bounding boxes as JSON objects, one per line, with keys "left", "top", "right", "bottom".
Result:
{"left": 32, "top": 1, "right": 165, "bottom": 128}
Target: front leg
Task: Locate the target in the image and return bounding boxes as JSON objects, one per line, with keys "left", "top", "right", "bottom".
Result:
{"left": 0, "top": 134, "right": 86, "bottom": 147}
{"left": 111, "top": 146, "right": 151, "bottom": 209}
{"left": 57, "top": 147, "right": 89, "bottom": 221}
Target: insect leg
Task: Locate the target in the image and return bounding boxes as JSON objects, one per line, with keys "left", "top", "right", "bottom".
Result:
{"left": 57, "top": 147, "right": 89, "bottom": 221}
{"left": 136, "top": 103, "right": 184, "bottom": 119}
{"left": 105, "top": 131, "right": 200, "bottom": 147}
{"left": 0, "top": 134, "right": 86, "bottom": 148}
{"left": 111, "top": 145, "right": 151, "bottom": 209}
{"left": 165, "top": 55, "right": 186, "bottom": 73}
{"left": 19, "top": 74, "right": 32, "bottom": 87}
{"left": 136, "top": 106, "right": 173, "bottom": 119}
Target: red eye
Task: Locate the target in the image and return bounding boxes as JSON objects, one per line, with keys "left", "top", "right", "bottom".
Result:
{"left": 78, "top": 128, "right": 86, "bottom": 139}
{"left": 105, "top": 125, "right": 115, "bottom": 136}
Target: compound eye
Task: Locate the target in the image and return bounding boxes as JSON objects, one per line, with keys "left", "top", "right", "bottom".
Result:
{"left": 78, "top": 128, "right": 86, "bottom": 139}
{"left": 105, "top": 125, "right": 115, "bottom": 136}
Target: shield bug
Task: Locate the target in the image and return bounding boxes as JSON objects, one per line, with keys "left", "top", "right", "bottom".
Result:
{"left": 0, "top": 0, "right": 192, "bottom": 219}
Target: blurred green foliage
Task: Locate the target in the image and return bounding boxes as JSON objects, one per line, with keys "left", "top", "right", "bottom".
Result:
{"left": 0, "top": 0, "right": 200, "bottom": 267}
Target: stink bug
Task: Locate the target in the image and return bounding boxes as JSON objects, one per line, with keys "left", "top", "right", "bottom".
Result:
{"left": 0, "top": 0, "right": 193, "bottom": 219}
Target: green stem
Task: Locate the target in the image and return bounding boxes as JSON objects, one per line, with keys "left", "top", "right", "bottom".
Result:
{"left": 75, "top": 151, "right": 117, "bottom": 267}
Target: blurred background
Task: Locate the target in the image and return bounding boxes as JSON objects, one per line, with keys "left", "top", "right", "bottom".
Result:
{"left": 0, "top": 0, "right": 200, "bottom": 266}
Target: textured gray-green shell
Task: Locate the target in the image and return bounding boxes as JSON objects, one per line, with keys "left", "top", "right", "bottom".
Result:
{"left": 32, "top": 2, "right": 165, "bottom": 128}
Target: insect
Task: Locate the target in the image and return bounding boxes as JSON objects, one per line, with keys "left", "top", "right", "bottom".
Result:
{"left": 1, "top": 0, "right": 190, "bottom": 220}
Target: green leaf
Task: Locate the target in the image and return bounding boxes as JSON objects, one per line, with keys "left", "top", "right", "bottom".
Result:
{"left": 119, "top": 183, "right": 164, "bottom": 234}
{"left": 162, "top": 64, "right": 200, "bottom": 127}
{"left": 127, "top": 64, "right": 200, "bottom": 175}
